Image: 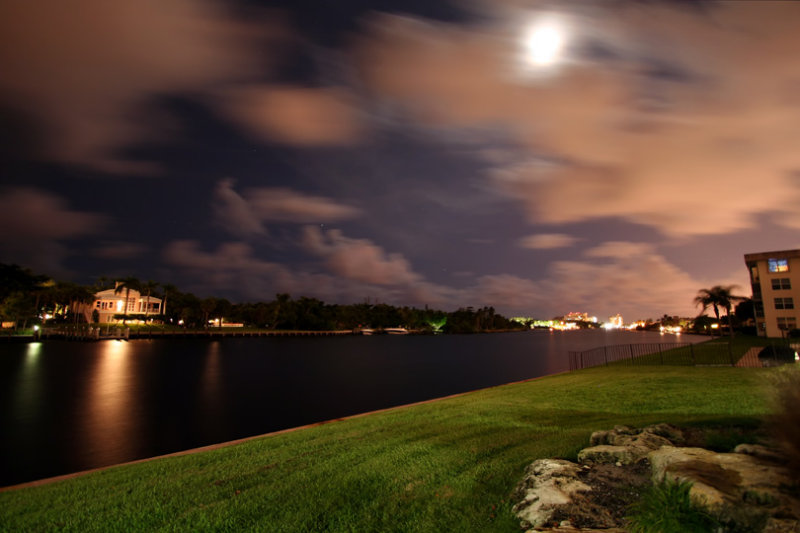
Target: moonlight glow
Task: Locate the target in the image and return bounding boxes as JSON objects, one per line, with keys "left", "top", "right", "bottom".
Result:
{"left": 524, "top": 20, "right": 565, "bottom": 66}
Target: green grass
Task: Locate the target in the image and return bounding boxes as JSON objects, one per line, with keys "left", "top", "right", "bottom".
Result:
{"left": 626, "top": 479, "right": 716, "bottom": 533}
{"left": 606, "top": 334, "right": 782, "bottom": 367}
{"left": 0, "top": 365, "right": 776, "bottom": 532}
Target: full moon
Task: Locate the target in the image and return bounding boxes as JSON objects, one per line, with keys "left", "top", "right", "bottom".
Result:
{"left": 524, "top": 22, "right": 565, "bottom": 66}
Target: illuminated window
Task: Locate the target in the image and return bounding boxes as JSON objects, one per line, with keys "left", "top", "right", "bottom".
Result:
{"left": 771, "top": 278, "right": 791, "bottom": 290}
{"left": 775, "top": 297, "right": 794, "bottom": 310}
{"left": 768, "top": 258, "right": 789, "bottom": 272}
{"left": 777, "top": 317, "right": 797, "bottom": 330}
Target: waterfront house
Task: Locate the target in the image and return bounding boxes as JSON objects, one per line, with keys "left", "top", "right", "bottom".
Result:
{"left": 85, "top": 286, "right": 163, "bottom": 323}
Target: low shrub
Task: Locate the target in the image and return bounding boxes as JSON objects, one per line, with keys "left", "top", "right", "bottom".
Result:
{"left": 767, "top": 364, "right": 800, "bottom": 480}
{"left": 625, "top": 479, "right": 715, "bottom": 533}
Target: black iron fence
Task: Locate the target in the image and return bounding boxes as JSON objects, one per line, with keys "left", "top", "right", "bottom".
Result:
{"left": 568, "top": 342, "right": 735, "bottom": 370}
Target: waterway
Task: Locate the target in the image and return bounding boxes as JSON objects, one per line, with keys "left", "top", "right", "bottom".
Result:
{"left": 0, "top": 329, "right": 697, "bottom": 486}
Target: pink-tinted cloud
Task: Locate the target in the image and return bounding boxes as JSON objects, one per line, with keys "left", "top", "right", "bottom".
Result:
{"left": 163, "top": 240, "right": 294, "bottom": 298}
{"left": 215, "top": 85, "right": 362, "bottom": 145}
{"left": 212, "top": 179, "right": 267, "bottom": 237}
{"left": 518, "top": 233, "right": 578, "bottom": 250}
{"left": 212, "top": 179, "right": 361, "bottom": 237}
{"left": 163, "top": 237, "right": 453, "bottom": 307}
{"left": 0, "top": 187, "right": 106, "bottom": 272}
{"left": 355, "top": 4, "right": 800, "bottom": 237}
{"left": 302, "top": 226, "right": 421, "bottom": 285}
{"left": 91, "top": 242, "right": 148, "bottom": 260}
{"left": 0, "top": 0, "right": 279, "bottom": 173}
{"left": 467, "top": 241, "right": 746, "bottom": 319}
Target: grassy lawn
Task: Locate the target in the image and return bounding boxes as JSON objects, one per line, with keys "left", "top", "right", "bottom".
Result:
{"left": 0, "top": 365, "right": 778, "bottom": 532}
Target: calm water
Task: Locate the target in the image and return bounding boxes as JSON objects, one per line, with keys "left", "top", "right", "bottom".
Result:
{"left": 0, "top": 329, "right": 695, "bottom": 486}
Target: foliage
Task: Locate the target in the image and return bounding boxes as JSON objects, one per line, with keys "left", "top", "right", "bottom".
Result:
{"left": 694, "top": 285, "right": 746, "bottom": 337}
{"left": 766, "top": 364, "right": 800, "bottom": 480}
{"left": 0, "top": 263, "right": 524, "bottom": 333}
{"left": 625, "top": 479, "right": 716, "bottom": 533}
{"left": 0, "top": 366, "right": 773, "bottom": 532}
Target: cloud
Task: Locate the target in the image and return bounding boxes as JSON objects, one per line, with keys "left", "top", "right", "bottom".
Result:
{"left": 302, "top": 226, "right": 421, "bottom": 285}
{"left": 91, "top": 242, "right": 149, "bottom": 260}
{"left": 518, "top": 233, "right": 578, "bottom": 249}
{"left": 163, "top": 237, "right": 454, "bottom": 307}
{"left": 215, "top": 85, "right": 363, "bottom": 145}
{"left": 163, "top": 240, "right": 294, "bottom": 298}
{"left": 465, "top": 241, "right": 735, "bottom": 319}
{"left": 212, "top": 179, "right": 267, "bottom": 237}
{"left": 354, "top": 3, "right": 800, "bottom": 237}
{"left": 0, "top": 187, "right": 106, "bottom": 272}
{"left": 212, "top": 179, "right": 361, "bottom": 237}
{"left": 0, "top": 0, "right": 277, "bottom": 173}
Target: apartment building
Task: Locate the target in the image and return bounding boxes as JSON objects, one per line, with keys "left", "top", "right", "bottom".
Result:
{"left": 744, "top": 249, "right": 800, "bottom": 337}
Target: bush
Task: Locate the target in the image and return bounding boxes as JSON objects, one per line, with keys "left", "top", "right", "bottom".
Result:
{"left": 767, "top": 365, "right": 800, "bottom": 480}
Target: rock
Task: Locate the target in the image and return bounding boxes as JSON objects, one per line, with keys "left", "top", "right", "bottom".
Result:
{"left": 648, "top": 446, "right": 794, "bottom": 509}
{"left": 589, "top": 423, "right": 680, "bottom": 450}
{"left": 513, "top": 459, "right": 592, "bottom": 530}
{"left": 646, "top": 423, "right": 685, "bottom": 445}
{"left": 578, "top": 445, "right": 638, "bottom": 465}
{"left": 515, "top": 425, "right": 800, "bottom": 532}
{"left": 734, "top": 443, "right": 786, "bottom": 463}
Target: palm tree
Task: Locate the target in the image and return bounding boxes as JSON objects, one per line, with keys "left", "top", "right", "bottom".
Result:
{"left": 160, "top": 283, "right": 177, "bottom": 319}
{"left": 114, "top": 277, "right": 141, "bottom": 325}
{"left": 694, "top": 285, "right": 745, "bottom": 337}
{"left": 140, "top": 280, "right": 159, "bottom": 318}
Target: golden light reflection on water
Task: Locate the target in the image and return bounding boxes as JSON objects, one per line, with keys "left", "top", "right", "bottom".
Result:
{"left": 82, "top": 340, "right": 136, "bottom": 464}
{"left": 15, "top": 342, "right": 44, "bottom": 418}
{"left": 201, "top": 341, "right": 222, "bottom": 415}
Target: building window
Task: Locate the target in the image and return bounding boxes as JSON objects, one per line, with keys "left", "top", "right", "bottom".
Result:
{"left": 771, "top": 278, "right": 791, "bottom": 290}
{"left": 768, "top": 258, "right": 789, "bottom": 273}
{"left": 777, "top": 317, "right": 797, "bottom": 331}
{"left": 775, "top": 297, "right": 794, "bottom": 310}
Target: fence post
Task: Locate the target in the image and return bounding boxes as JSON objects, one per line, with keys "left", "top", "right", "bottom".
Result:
{"left": 728, "top": 341, "right": 734, "bottom": 366}
{"left": 690, "top": 343, "right": 695, "bottom": 365}
{"left": 659, "top": 344, "right": 664, "bottom": 365}
{"left": 629, "top": 344, "right": 635, "bottom": 363}
{"left": 604, "top": 346, "right": 608, "bottom": 366}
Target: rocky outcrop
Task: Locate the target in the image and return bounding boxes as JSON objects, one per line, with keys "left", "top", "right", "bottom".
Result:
{"left": 513, "top": 424, "right": 800, "bottom": 532}
{"left": 512, "top": 459, "right": 593, "bottom": 530}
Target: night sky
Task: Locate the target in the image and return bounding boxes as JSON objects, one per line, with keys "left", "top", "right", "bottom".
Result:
{"left": 2, "top": 0, "right": 799, "bottom": 320}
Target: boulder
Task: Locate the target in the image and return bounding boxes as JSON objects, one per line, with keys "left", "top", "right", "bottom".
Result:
{"left": 512, "top": 459, "right": 591, "bottom": 530}
{"left": 578, "top": 445, "right": 638, "bottom": 466}
{"left": 648, "top": 446, "right": 794, "bottom": 509}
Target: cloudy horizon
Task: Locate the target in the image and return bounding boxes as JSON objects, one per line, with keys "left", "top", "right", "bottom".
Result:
{"left": 2, "top": 0, "right": 799, "bottom": 320}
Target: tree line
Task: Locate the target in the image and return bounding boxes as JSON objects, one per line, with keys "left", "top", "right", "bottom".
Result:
{"left": 0, "top": 263, "right": 523, "bottom": 334}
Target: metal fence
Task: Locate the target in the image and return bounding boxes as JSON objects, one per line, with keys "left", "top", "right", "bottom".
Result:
{"left": 567, "top": 342, "right": 737, "bottom": 370}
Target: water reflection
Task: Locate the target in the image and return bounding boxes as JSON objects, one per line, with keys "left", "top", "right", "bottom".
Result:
{"left": 201, "top": 341, "right": 222, "bottom": 415}
{"left": 82, "top": 340, "right": 136, "bottom": 464}
{"left": 14, "top": 342, "right": 44, "bottom": 422}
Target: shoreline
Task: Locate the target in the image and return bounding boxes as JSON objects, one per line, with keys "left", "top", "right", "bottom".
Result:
{"left": 0, "top": 369, "right": 567, "bottom": 492}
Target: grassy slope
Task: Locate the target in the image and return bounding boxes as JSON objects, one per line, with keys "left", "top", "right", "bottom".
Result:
{"left": 0, "top": 365, "right": 774, "bottom": 532}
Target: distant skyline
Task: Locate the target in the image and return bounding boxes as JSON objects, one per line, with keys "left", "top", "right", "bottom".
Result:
{"left": 2, "top": 0, "right": 799, "bottom": 319}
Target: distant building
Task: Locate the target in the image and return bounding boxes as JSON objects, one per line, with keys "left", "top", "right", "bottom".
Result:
{"left": 608, "top": 314, "right": 623, "bottom": 328}
{"left": 564, "top": 312, "right": 596, "bottom": 322}
{"left": 744, "top": 249, "right": 800, "bottom": 337}
{"left": 84, "top": 285, "right": 162, "bottom": 323}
